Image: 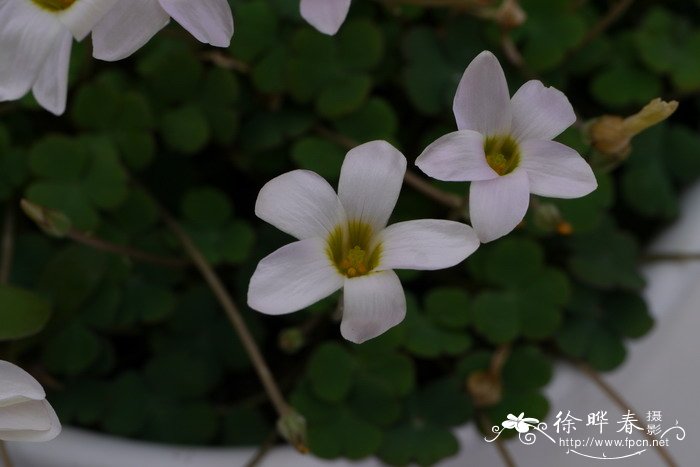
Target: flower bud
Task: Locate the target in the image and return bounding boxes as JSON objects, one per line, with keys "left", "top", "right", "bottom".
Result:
{"left": 277, "top": 409, "right": 309, "bottom": 453}
{"left": 20, "top": 199, "right": 72, "bottom": 238}
{"left": 467, "top": 370, "right": 502, "bottom": 408}
{"left": 589, "top": 98, "right": 679, "bottom": 158}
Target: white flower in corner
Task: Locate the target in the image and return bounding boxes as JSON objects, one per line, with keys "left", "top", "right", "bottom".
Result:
{"left": 0, "top": 0, "right": 118, "bottom": 115}
{"left": 0, "top": 360, "right": 61, "bottom": 441}
{"left": 415, "top": 51, "right": 597, "bottom": 243}
{"left": 248, "top": 141, "right": 480, "bottom": 344}
{"left": 300, "top": 0, "right": 350, "bottom": 36}
{"left": 92, "top": 0, "right": 233, "bottom": 61}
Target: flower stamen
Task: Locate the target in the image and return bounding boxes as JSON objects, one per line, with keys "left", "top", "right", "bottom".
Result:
{"left": 484, "top": 135, "right": 520, "bottom": 176}
{"left": 31, "top": 0, "right": 76, "bottom": 11}
{"left": 326, "top": 222, "right": 381, "bottom": 278}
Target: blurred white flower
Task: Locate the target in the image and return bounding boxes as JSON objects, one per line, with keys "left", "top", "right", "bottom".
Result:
{"left": 0, "top": 0, "right": 117, "bottom": 115}
{"left": 300, "top": 0, "right": 350, "bottom": 36}
{"left": 0, "top": 360, "right": 61, "bottom": 442}
{"left": 248, "top": 141, "right": 480, "bottom": 344}
{"left": 416, "top": 51, "right": 597, "bottom": 243}
{"left": 502, "top": 412, "right": 539, "bottom": 433}
{"left": 92, "top": 0, "right": 233, "bottom": 62}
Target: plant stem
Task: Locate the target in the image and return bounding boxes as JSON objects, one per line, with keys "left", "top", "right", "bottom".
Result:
{"left": 0, "top": 443, "right": 13, "bottom": 467}
{"left": 0, "top": 208, "right": 15, "bottom": 466}
{"left": 66, "top": 229, "right": 188, "bottom": 268}
{"left": 244, "top": 430, "right": 278, "bottom": 467}
{"left": 314, "top": 126, "right": 463, "bottom": 209}
{"left": 577, "top": 363, "right": 679, "bottom": 467}
{"left": 478, "top": 413, "right": 517, "bottom": 467}
{"left": 569, "top": 0, "right": 635, "bottom": 55}
{"left": 0, "top": 206, "right": 15, "bottom": 284}
{"left": 150, "top": 195, "right": 291, "bottom": 419}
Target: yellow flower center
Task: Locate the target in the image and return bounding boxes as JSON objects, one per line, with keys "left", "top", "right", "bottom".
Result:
{"left": 31, "top": 0, "right": 76, "bottom": 11}
{"left": 484, "top": 135, "right": 521, "bottom": 176}
{"left": 326, "top": 221, "right": 381, "bottom": 278}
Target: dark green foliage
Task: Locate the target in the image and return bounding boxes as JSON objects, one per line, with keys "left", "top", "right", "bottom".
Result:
{"left": 1, "top": 0, "right": 698, "bottom": 465}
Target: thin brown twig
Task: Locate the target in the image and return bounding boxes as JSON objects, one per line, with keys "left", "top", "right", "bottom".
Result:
{"left": 0, "top": 206, "right": 16, "bottom": 284}
{"left": 66, "top": 229, "right": 189, "bottom": 268}
{"left": 643, "top": 252, "right": 700, "bottom": 263}
{"left": 0, "top": 208, "right": 15, "bottom": 467}
{"left": 577, "top": 363, "right": 679, "bottom": 467}
{"left": 478, "top": 413, "right": 517, "bottom": 467}
{"left": 147, "top": 191, "right": 292, "bottom": 420}
{"left": 243, "top": 430, "right": 278, "bottom": 467}
{"left": 0, "top": 443, "right": 13, "bottom": 467}
{"left": 314, "top": 127, "right": 463, "bottom": 209}
{"left": 570, "top": 0, "right": 635, "bottom": 55}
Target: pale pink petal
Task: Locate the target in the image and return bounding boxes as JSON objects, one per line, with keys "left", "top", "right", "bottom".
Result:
{"left": 338, "top": 141, "right": 406, "bottom": 233}
{"left": 453, "top": 51, "right": 511, "bottom": 135}
{"left": 300, "top": 0, "right": 351, "bottom": 36}
{"left": 341, "top": 270, "right": 406, "bottom": 344}
{"left": 0, "top": 0, "right": 61, "bottom": 101}
{"left": 377, "top": 220, "right": 479, "bottom": 271}
{"left": 92, "top": 0, "right": 170, "bottom": 62}
{"left": 415, "top": 130, "right": 497, "bottom": 182}
{"left": 0, "top": 361, "right": 46, "bottom": 403}
{"left": 255, "top": 170, "right": 346, "bottom": 240}
{"left": 248, "top": 238, "right": 343, "bottom": 315}
{"left": 159, "top": 0, "right": 233, "bottom": 47}
{"left": 56, "top": 0, "right": 119, "bottom": 41}
{"left": 520, "top": 140, "right": 597, "bottom": 199}
{"left": 469, "top": 169, "right": 530, "bottom": 243}
{"left": 0, "top": 400, "right": 61, "bottom": 442}
{"left": 510, "top": 80, "right": 576, "bottom": 142}
{"left": 32, "top": 29, "right": 72, "bottom": 116}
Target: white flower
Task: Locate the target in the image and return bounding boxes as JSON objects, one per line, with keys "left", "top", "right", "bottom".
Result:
{"left": 92, "top": 0, "right": 233, "bottom": 62}
{"left": 0, "top": 360, "right": 61, "bottom": 442}
{"left": 0, "top": 0, "right": 117, "bottom": 115}
{"left": 300, "top": 0, "right": 350, "bottom": 36}
{"left": 248, "top": 141, "right": 480, "bottom": 344}
{"left": 415, "top": 51, "right": 597, "bottom": 243}
{"left": 502, "top": 412, "right": 539, "bottom": 433}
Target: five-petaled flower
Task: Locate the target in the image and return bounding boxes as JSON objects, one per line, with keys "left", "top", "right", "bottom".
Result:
{"left": 92, "top": 0, "right": 233, "bottom": 62}
{"left": 0, "top": 360, "right": 61, "bottom": 441}
{"left": 416, "top": 51, "right": 597, "bottom": 243}
{"left": 247, "top": 141, "right": 480, "bottom": 343}
{"left": 502, "top": 412, "right": 539, "bottom": 433}
{"left": 300, "top": 0, "right": 350, "bottom": 36}
{"left": 0, "top": 0, "right": 118, "bottom": 115}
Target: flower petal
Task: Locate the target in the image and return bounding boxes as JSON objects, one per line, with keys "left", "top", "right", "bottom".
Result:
{"left": 91, "top": 0, "right": 170, "bottom": 62}
{"left": 0, "top": 400, "right": 61, "bottom": 442}
{"left": 377, "top": 220, "right": 480, "bottom": 271}
{"left": 520, "top": 140, "right": 597, "bottom": 199}
{"left": 338, "top": 141, "right": 406, "bottom": 233}
{"left": 510, "top": 80, "right": 576, "bottom": 142}
{"left": 469, "top": 169, "right": 530, "bottom": 243}
{"left": 0, "top": 361, "right": 46, "bottom": 404}
{"left": 453, "top": 51, "right": 511, "bottom": 135}
{"left": 515, "top": 421, "right": 531, "bottom": 433}
{"left": 341, "top": 270, "right": 406, "bottom": 344}
{"left": 31, "top": 29, "right": 72, "bottom": 116}
{"left": 415, "top": 130, "right": 497, "bottom": 182}
{"left": 502, "top": 420, "right": 517, "bottom": 429}
{"left": 159, "top": 0, "right": 234, "bottom": 47}
{"left": 0, "top": 0, "right": 61, "bottom": 101}
{"left": 248, "top": 238, "right": 343, "bottom": 315}
{"left": 56, "top": 0, "right": 120, "bottom": 41}
{"left": 300, "top": 0, "right": 351, "bottom": 36}
{"left": 255, "top": 170, "right": 345, "bottom": 240}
